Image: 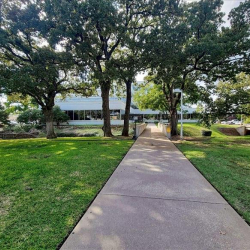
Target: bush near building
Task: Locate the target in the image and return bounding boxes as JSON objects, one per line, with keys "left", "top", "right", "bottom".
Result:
{"left": 17, "top": 106, "right": 69, "bottom": 126}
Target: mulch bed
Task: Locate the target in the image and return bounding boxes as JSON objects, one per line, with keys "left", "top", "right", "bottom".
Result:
{"left": 0, "top": 132, "right": 37, "bottom": 139}
{"left": 218, "top": 128, "right": 240, "bottom": 136}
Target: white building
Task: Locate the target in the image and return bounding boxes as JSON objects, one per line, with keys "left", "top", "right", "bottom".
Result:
{"left": 55, "top": 95, "right": 161, "bottom": 125}
{"left": 55, "top": 93, "right": 197, "bottom": 125}
{"left": 55, "top": 81, "right": 198, "bottom": 125}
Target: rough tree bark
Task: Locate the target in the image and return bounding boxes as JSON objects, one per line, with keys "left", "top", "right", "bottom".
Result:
{"left": 169, "top": 108, "right": 178, "bottom": 136}
{"left": 101, "top": 82, "right": 113, "bottom": 137}
{"left": 163, "top": 84, "right": 179, "bottom": 136}
{"left": 165, "top": 85, "right": 180, "bottom": 136}
{"left": 43, "top": 107, "right": 57, "bottom": 139}
{"left": 122, "top": 80, "right": 132, "bottom": 136}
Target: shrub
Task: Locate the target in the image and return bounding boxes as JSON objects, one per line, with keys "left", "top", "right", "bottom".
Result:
{"left": 53, "top": 106, "right": 69, "bottom": 126}
{"left": 56, "top": 132, "right": 99, "bottom": 137}
{"left": 17, "top": 109, "right": 43, "bottom": 124}
{"left": 17, "top": 106, "right": 69, "bottom": 126}
{"left": 245, "top": 117, "right": 250, "bottom": 124}
{"left": 0, "top": 104, "right": 9, "bottom": 125}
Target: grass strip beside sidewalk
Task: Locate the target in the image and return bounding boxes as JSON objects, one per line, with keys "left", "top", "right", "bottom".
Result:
{"left": 175, "top": 124, "right": 250, "bottom": 225}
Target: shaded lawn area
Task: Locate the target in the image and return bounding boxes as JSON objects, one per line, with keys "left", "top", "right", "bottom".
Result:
{"left": 0, "top": 137, "right": 133, "bottom": 249}
{"left": 175, "top": 123, "right": 250, "bottom": 224}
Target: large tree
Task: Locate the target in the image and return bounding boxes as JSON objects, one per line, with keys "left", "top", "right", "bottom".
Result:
{"left": 44, "top": 0, "right": 171, "bottom": 136}
{"left": 146, "top": 0, "right": 249, "bottom": 135}
{"left": 113, "top": 39, "right": 150, "bottom": 136}
{"left": 0, "top": 1, "right": 92, "bottom": 138}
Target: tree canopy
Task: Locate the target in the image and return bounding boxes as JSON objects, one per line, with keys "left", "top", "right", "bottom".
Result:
{"left": 214, "top": 73, "right": 250, "bottom": 118}
{"left": 0, "top": 0, "right": 250, "bottom": 137}
{"left": 143, "top": 0, "right": 250, "bottom": 134}
{"left": 43, "top": 0, "right": 175, "bottom": 136}
{"left": 0, "top": 0, "right": 92, "bottom": 138}
{"left": 134, "top": 83, "right": 169, "bottom": 113}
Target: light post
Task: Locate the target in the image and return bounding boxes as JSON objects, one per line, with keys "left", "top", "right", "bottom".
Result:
{"left": 174, "top": 88, "right": 183, "bottom": 140}
{"left": 133, "top": 116, "right": 138, "bottom": 140}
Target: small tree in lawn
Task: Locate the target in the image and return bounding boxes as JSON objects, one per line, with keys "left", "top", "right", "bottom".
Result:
{"left": 0, "top": 1, "right": 92, "bottom": 139}
{"left": 133, "top": 77, "right": 210, "bottom": 122}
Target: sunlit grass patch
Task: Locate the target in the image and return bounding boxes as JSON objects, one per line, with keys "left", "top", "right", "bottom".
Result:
{"left": 0, "top": 137, "right": 133, "bottom": 249}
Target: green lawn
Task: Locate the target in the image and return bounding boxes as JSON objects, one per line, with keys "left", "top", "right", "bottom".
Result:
{"left": 0, "top": 137, "right": 133, "bottom": 249}
{"left": 176, "top": 123, "right": 250, "bottom": 224}
{"left": 178, "top": 123, "right": 239, "bottom": 137}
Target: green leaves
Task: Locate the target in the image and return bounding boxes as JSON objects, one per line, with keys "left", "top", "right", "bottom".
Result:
{"left": 144, "top": 0, "right": 250, "bottom": 132}
{"left": 0, "top": 1, "right": 92, "bottom": 107}
{"left": 215, "top": 72, "right": 250, "bottom": 117}
{"left": 229, "top": 0, "right": 250, "bottom": 28}
{"left": 16, "top": 106, "right": 69, "bottom": 125}
{"left": 134, "top": 83, "right": 169, "bottom": 112}
{"left": 0, "top": 104, "right": 9, "bottom": 125}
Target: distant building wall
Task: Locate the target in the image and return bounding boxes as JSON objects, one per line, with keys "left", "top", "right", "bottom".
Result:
{"left": 55, "top": 95, "right": 197, "bottom": 125}
{"left": 68, "top": 120, "right": 125, "bottom": 126}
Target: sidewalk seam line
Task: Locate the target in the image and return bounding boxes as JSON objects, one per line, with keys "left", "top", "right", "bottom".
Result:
{"left": 100, "top": 193, "right": 228, "bottom": 205}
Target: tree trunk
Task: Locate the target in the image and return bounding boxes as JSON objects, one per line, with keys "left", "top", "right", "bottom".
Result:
{"left": 43, "top": 108, "right": 57, "bottom": 139}
{"left": 170, "top": 109, "right": 178, "bottom": 136}
{"left": 101, "top": 83, "right": 113, "bottom": 137}
{"left": 122, "top": 80, "right": 132, "bottom": 136}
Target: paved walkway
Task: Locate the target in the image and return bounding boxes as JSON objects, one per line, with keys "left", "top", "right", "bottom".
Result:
{"left": 61, "top": 124, "right": 250, "bottom": 250}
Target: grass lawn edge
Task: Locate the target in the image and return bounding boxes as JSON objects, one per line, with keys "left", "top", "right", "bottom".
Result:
{"left": 173, "top": 142, "right": 250, "bottom": 226}
{"left": 56, "top": 139, "right": 135, "bottom": 249}
{"left": 174, "top": 123, "right": 250, "bottom": 226}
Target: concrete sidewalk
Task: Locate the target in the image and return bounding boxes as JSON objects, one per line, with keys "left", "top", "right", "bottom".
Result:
{"left": 61, "top": 124, "right": 250, "bottom": 250}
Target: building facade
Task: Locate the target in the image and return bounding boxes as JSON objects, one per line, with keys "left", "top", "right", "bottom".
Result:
{"left": 55, "top": 94, "right": 197, "bottom": 125}
{"left": 55, "top": 95, "right": 162, "bottom": 125}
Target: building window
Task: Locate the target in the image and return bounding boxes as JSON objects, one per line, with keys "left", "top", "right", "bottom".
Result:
{"left": 97, "top": 110, "right": 102, "bottom": 120}
{"left": 85, "top": 110, "right": 92, "bottom": 120}
{"left": 92, "top": 110, "right": 97, "bottom": 120}
{"left": 110, "top": 110, "right": 120, "bottom": 120}
{"left": 68, "top": 111, "right": 74, "bottom": 120}
{"left": 64, "top": 110, "right": 108, "bottom": 120}
{"left": 74, "top": 111, "right": 79, "bottom": 120}
{"left": 79, "top": 110, "right": 85, "bottom": 120}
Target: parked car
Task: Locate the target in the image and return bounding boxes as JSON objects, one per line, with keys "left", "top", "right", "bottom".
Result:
{"left": 233, "top": 120, "right": 242, "bottom": 125}
{"left": 227, "top": 120, "right": 241, "bottom": 125}
{"left": 9, "top": 121, "right": 18, "bottom": 125}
